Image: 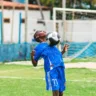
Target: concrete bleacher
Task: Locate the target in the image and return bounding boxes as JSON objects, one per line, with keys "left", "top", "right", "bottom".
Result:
{"left": 61, "top": 42, "right": 96, "bottom": 58}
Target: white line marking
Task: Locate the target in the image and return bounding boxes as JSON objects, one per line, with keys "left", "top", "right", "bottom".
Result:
{"left": 0, "top": 76, "right": 45, "bottom": 80}
{"left": 0, "top": 76, "right": 96, "bottom": 82}
{"left": 67, "top": 80, "right": 96, "bottom": 82}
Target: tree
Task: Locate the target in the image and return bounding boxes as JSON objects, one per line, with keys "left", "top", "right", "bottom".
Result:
{"left": 40, "top": 0, "right": 55, "bottom": 7}
{"left": 39, "top": 0, "right": 62, "bottom": 7}
{"left": 66, "top": 0, "right": 96, "bottom": 9}
{"left": 29, "top": 0, "right": 37, "bottom": 4}
{"left": 90, "top": 0, "right": 96, "bottom": 9}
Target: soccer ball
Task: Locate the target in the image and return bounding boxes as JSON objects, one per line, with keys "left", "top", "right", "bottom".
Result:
{"left": 46, "top": 32, "right": 60, "bottom": 46}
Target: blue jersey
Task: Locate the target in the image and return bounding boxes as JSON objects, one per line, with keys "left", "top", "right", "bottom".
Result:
{"left": 34, "top": 42, "right": 65, "bottom": 72}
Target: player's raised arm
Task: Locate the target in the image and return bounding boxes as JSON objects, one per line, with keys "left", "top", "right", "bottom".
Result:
{"left": 30, "top": 50, "right": 38, "bottom": 67}
{"left": 61, "top": 44, "right": 69, "bottom": 55}
{"left": 31, "top": 31, "right": 47, "bottom": 67}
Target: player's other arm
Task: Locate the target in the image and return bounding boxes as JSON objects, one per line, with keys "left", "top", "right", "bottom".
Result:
{"left": 30, "top": 50, "right": 38, "bottom": 67}
{"left": 61, "top": 44, "right": 69, "bottom": 55}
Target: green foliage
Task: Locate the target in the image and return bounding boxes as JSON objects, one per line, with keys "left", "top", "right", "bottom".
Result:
{"left": 40, "top": 0, "right": 62, "bottom": 7}
{"left": 38, "top": 0, "right": 96, "bottom": 9}
{"left": 66, "top": 0, "right": 96, "bottom": 9}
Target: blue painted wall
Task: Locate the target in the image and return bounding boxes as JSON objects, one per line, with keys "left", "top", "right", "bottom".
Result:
{"left": 12, "top": 0, "right": 25, "bottom": 3}
{"left": 0, "top": 42, "right": 96, "bottom": 62}
{"left": 0, "top": 42, "right": 38, "bottom": 62}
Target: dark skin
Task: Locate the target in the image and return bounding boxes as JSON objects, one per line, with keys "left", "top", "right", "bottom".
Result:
{"left": 31, "top": 37, "right": 46, "bottom": 67}
{"left": 31, "top": 36, "right": 69, "bottom": 96}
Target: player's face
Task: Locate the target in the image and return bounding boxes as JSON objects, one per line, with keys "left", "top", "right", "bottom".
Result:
{"left": 39, "top": 36, "right": 46, "bottom": 43}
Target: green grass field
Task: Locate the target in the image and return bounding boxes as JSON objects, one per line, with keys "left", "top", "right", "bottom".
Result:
{"left": 65, "top": 57, "right": 96, "bottom": 63}
{"left": 0, "top": 64, "right": 96, "bottom": 96}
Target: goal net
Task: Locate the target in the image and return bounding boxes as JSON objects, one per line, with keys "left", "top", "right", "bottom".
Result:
{"left": 53, "top": 8, "right": 96, "bottom": 61}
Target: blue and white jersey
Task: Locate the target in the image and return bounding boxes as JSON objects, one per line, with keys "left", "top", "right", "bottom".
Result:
{"left": 34, "top": 42, "right": 65, "bottom": 72}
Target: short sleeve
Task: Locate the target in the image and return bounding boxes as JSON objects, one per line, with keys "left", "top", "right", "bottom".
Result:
{"left": 34, "top": 47, "right": 42, "bottom": 61}
{"left": 33, "top": 43, "right": 48, "bottom": 61}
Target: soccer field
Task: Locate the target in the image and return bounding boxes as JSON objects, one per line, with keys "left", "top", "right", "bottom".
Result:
{"left": 0, "top": 64, "right": 96, "bottom": 96}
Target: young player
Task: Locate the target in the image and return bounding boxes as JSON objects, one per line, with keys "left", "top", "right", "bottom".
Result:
{"left": 31, "top": 31, "right": 68, "bottom": 96}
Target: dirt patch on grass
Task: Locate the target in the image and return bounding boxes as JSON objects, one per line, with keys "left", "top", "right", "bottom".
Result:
{"left": 65, "top": 62, "right": 96, "bottom": 69}
{"left": 3, "top": 60, "right": 96, "bottom": 69}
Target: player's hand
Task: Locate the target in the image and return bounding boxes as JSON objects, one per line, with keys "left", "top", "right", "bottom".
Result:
{"left": 31, "top": 50, "right": 35, "bottom": 56}
{"left": 63, "top": 44, "right": 69, "bottom": 52}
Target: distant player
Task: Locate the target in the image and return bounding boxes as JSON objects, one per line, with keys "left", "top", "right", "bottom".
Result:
{"left": 31, "top": 31, "right": 68, "bottom": 96}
